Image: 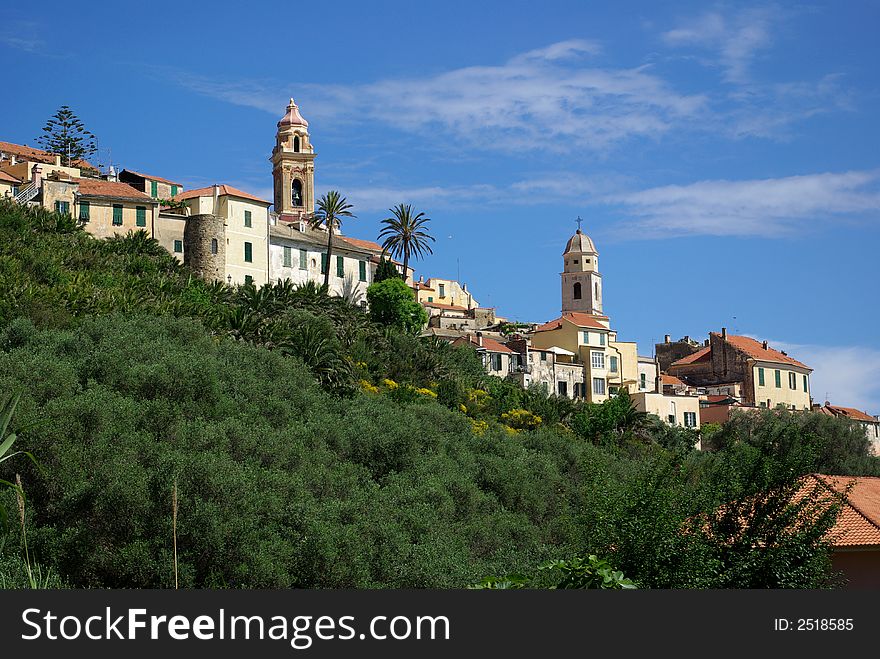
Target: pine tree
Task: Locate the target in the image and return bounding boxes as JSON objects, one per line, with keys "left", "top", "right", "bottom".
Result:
{"left": 374, "top": 255, "right": 401, "bottom": 282}
{"left": 35, "top": 106, "right": 97, "bottom": 167}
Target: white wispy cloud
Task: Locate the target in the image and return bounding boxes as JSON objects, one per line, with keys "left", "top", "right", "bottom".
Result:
{"left": 662, "top": 7, "right": 776, "bottom": 84}
{"left": 600, "top": 170, "right": 880, "bottom": 238}
{"left": 773, "top": 341, "right": 880, "bottom": 416}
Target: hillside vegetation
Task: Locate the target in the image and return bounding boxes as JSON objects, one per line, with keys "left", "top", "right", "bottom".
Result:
{"left": 0, "top": 199, "right": 877, "bottom": 588}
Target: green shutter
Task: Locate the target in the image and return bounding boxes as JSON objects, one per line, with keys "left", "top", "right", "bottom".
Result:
{"left": 321, "top": 253, "right": 327, "bottom": 274}
{"left": 359, "top": 261, "right": 367, "bottom": 282}
{"left": 112, "top": 204, "right": 123, "bottom": 225}
{"left": 299, "top": 248, "right": 307, "bottom": 269}
{"left": 336, "top": 255, "right": 344, "bottom": 277}
{"left": 150, "top": 181, "right": 158, "bottom": 197}
{"left": 245, "top": 275, "right": 253, "bottom": 286}
{"left": 54, "top": 201, "right": 61, "bottom": 213}
{"left": 244, "top": 210, "right": 252, "bottom": 228}
{"left": 803, "top": 375, "right": 808, "bottom": 392}
{"left": 758, "top": 368, "right": 764, "bottom": 386}
{"left": 283, "top": 246, "right": 292, "bottom": 267}
{"left": 171, "top": 184, "right": 178, "bottom": 197}
{"left": 136, "top": 206, "right": 146, "bottom": 227}
{"left": 599, "top": 333, "right": 606, "bottom": 346}
{"left": 774, "top": 370, "right": 781, "bottom": 388}
{"left": 173, "top": 240, "right": 183, "bottom": 253}
{"left": 244, "top": 242, "right": 253, "bottom": 263}
{"left": 79, "top": 200, "right": 90, "bottom": 221}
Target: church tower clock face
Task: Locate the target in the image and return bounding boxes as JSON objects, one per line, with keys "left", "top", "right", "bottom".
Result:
{"left": 560, "top": 223, "right": 602, "bottom": 316}
{"left": 271, "top": 98, "right": 316, "bottom": 218}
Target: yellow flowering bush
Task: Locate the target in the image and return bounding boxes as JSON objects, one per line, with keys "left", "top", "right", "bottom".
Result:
{"left": 459, "top": 403, "right": 468, "bottom": 414}
{"left": 381, "top": 378, "right": 399, "bottom": 390}
{"left": 416, "top": 387, "right": 438, "bottom": 398}
{"left": 358, "top": 379, "right": 379, "bottom": 394}
{"left": 500, "top": 408, "right": 542, "bottom": 431}
{"left": 470, "top": 419, "right": 489, "bottom": 436}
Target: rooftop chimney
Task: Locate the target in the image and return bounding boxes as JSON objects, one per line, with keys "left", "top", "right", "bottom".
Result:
{"left": 30, "top": 164, "right": 42, "bottom": 187}
{"left": 212, "top": 184, "right": 220, "bottom": 216}
{"left": 664, "top": 334, "right": 671, "bottom": 344}
{"left": 721, "top": 327, "right": 727, "bottom": 340}
{"left": 762, "top": 340, "right": 768, "bottom": 350}
{"left": 684, "top": 335, "right": 690, "bottom": 343}
{"left": 476, "top": 331, "right": 483, "bottom": 347}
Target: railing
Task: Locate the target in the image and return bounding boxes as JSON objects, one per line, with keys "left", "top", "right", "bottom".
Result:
{"left": 13, "top": 183, "right": 39, "bottom": 204}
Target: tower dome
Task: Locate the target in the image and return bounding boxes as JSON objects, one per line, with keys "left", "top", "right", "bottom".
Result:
{"left": 563, "top": 229, "right": 597, "bottom": 255}
{"left": 278, "top": 98, "right": 309, "bottom": 128}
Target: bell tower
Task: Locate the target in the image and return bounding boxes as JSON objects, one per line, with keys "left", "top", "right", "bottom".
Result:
{"left": 271, "top": 98, "right": 315, "bottom": 217}
{"left": 561, "top": 218, "right": 603, "bottom": 315}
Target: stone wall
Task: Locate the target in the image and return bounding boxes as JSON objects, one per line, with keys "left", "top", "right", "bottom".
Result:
{"left": 184, "top": 213, "right": 226, "bottom": 283}
{"left": 655, "top": 336, "right": 703, "bottom": 372}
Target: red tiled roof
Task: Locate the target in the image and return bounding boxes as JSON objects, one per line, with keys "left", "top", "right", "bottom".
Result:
{"left": 0, "top": 170, "right": 20, "bottom": 184}
{"left": 825, "top": 405, "right": 877, "bottom": 424}
{"left": 414, "top": 282, "right": 435, "bottom": 291}
{"left": 805, "top": 474, "right": 880, "bottom": 548}
{"left": 174, "top": 184, "right": 270, "bottom": 205}
{"left": 121, "top": 169, "right": 182, "bottom": 187}
{"left": 76, "top": 178, "right": 155, "bottom": 202}
{"left": 453, "top": 334, "right": 514, "bottom": 354}
{"left": 670, "top": 346, "right": 711, "bottom": 367}
{"left": 423, "top": 301, "right": 469, "bottom": 312}
{"left": 662, "top": 374, "right": 686, "bottom": 387}
{"left": 533, "top": 312, "right": 608, "bottom": 333}
{"left": 0, "top": 140, "right": 97, "bottom": 170}
{"left": 340, "top": 235, "right": 382, "bottom": 252}
{"left": 716, "top": 333, "right": 810, "bottom": 369}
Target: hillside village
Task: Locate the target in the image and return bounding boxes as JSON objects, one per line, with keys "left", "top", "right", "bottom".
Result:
{"left": 2, "top": 98, "right": 878, "bottom": 452}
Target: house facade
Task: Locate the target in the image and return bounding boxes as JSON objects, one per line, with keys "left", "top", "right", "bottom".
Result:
{"left": 119, "top": 169, "right": 183, "bottom": 200}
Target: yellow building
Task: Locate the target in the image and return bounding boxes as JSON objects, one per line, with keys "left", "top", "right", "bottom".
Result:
{"left": 413, "top": 277, "right": 479, "bottom": 309}
{"left": 0, "top": 170, "right": 20, "bottom": 198}
{"left": 119, "top": 169, "right": 183, "bottom": 200}
{"left": 271, "top": 98, "right": 315, "bottom": 221}
{"left": 173, "top": 185, "right": 272, "bottom": 286}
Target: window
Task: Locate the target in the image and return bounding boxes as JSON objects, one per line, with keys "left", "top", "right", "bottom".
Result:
{"left": 336, "top": 255, "right": 344, "bottom": 277}
{"left": 774, "top": 369, "right": 781, "bottom": 388}
{"left": 540, "top": 351, "right": 547, "bottom": 362}
{"left": 283, "top": 246, "right": 292, "bottom": 267}
{"left": 244, "top": 210, "right": 252, "bottom": 228}
{"left": 591, "top": 351, "right": 605, "bottom": 369}
{"left": 171, "top": 185, "right": 178, "bottom": 197}
{"left": 759, "top": 401, "right": 767, "bottom": 408}
{"left": 491, "top": 353, "right": 502, "bottom": 371}
{"left": 359, "top": 261, "right": 367, "bottom": 282}
{"left": 320, "top": 253, "right": 327, "bottom": 274}
{"left": 582, "top": 331, "right": 590, "bottom": 344}
{"left": 803, "top": 375, "right": 808, "bottom": 393}
{"left": 609, "top": 356, "right": 618, "bottom": 373}
{"left": 558, "top": 381, "right": 568, "bottom": 397}
{"left": 150, "top": 181, "right": 158, "bottom": 197}
{"left": 293, "top": 135, "right": 300, "bottom": 152}
{"left": 136, "top": 206, "right": 146, "bottom": 227}
{"left": 299, "top": 249, "right": 307, "bottom": 270}
{"left": 427, "top": 297, "right": 433, "bottom": 302}
{"left": 573, "top": 383, "right": 582, "bottom": 398}
{"left": 292, "top": 179, "right": 303, "bottom": 207}
{"left": 669, "top": 401, "right": 677, "bottom": 425}
{"left": 758, "top": 367, "right": 765, "bottom": 386}
{"left": 683, "top": 412, "right": 697, "bottom": 428}
{"left": 609, "top": 386, "right": 618, "bottom": 395}
{"left": 439, "top": 283, "right": 446, "bottom": 298}
{"left": 599, "top": 333, "right": 606, "bottom": 346}
{"left": 244, "top": 242, "right": 253, "bottom": 263}
{"left": 112, "top": 204, "right": 123, "bottom": 226}
{"left": 788, "top": 372, "right": 796, "bottom": 390}
{"left": 592, "top": 378, "right": 606, "bottom": 395}
{"left": 211, "top": 238, "right": 218, "bottom": 255}
{"left": 173, "top": 240, "right": 183, "bottom": 254}
{"left": 79, "top": 200, "right": 89, "bottom": 221}
{"left": 640, "top": 373, "right": 646, "bottom": 390}
{"left": 244, "top": 275, "right": 253, "bottom": 286}
{"left": 595, "top": 282, "right": 599, "bottom": 300}
{"left": 54, "top": 200, "right": 70, "bottom": 215}
{"left": 573, "top": 282, "right": 582, "bottom": 299}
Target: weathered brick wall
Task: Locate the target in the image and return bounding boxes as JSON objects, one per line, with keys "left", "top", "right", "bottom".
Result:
{"left": 656, "top": 339, "right": 701, "bottom": 372}
{"left": 184, "top": 213, "right": 226, "bottom": 283}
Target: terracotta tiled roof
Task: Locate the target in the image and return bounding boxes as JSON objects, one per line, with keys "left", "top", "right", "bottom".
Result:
{"left": 453, "top": 334, "right": 514, "bottom": 354}
{"left": 0, "top": 170, "right": 21, "bottom": 184}
{"left": 805, "top": 474, "right": 880, "bottom": 548}
{"left": 423, "top": 301, "right": 469, "bottom": 312}
{"left": 340, "top": 235, "right": 382, "bottom": 252}
{"left": 715, "top": 333, "right": 810, "bottom": 369}
{"left": 0, "top": 140, "right": 97, "bottom": 170}
{"left": 662, "top": 374, "right": 686, "bottom": 386}
{"left": 174, "top": 185, "right": 270, "bottom": 205}
{"left": 533, "top": 312, "right": 608, "bottom": 333}
{"left": 670, "top": 346, "right": 711, "bottom": 367}
{"left": 77, "top": 178, "right": 155, "bottom": 202}
{"left": 825, "top": 405, "right": 878, "bottom": 424}
{"left": 414, "top": 282, "right": 435, "bottom": 291}
{"left": 120, "top": 169, "right": 182, "bottom": 187}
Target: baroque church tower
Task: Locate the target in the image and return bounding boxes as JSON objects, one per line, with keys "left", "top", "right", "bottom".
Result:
{"left": 561, "top": 224, "right": 603, "bottom": 315}
{"left": 271, "top": 98, "right": 316, "bottom": 217}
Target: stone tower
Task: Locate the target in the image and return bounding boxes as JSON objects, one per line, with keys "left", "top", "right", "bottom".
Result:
{"left": 271, "top": 98, "right": 315, "bottom": 217}
{"left": 184, "top": 214, "right": 226, "bottom": 283}
{"left": 561, "top": 227, "right": 602, "bottom": 315}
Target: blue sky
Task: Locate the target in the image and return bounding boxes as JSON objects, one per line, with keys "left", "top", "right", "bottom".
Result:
{"left": 3, "top": 1, "right": 879, "bottom": 413}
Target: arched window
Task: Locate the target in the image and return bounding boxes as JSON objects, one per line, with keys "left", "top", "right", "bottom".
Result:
{"left": 291, "top": 179, "right": 303, "bottom": 207}
{"left": 210, "top": 238, "right": 218, "bottom": 254}
{"left": 573, "top": 282, "right": 582, "bottom": 300}
{"left": 595, "top": 282, "right": 599, "bottom": 300}
{"left": 293, "top": 135, "right": 300, "bottom": 152}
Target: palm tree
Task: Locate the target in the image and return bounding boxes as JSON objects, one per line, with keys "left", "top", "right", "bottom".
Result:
{"left": 310, "top": 191, "right": 355, "bottom": 290}
{"left": 378, "top": 204, "right": 435, "bottom": 278}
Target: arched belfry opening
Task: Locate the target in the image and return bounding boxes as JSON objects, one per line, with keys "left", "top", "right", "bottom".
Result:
{"left": 292, "top": 179, "right": 303, "bottom": 207}
{"left": 293, "top": 135, "right": 300, "bottom": 152}
{"left": 573, "top": 282, "right": 582, "bottom": 300}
